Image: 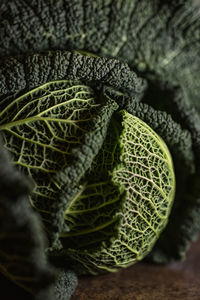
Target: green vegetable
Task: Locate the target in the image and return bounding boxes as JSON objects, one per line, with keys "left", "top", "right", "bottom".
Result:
{"left": 0, "top": 73, "right": 175, "bottom": 275}
{"left": 0, "top": 1, "right": 200, "bottom": 300}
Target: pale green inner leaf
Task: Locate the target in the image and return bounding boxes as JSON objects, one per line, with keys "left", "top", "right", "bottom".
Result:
{"left": 0, "top": 80, "right": 101, "bottom": 223}
{"left": 62, "top": 110, "right": 175, "bottom": 274}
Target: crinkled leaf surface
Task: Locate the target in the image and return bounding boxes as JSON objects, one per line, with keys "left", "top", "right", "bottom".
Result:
{"left": 101, "top": 87, "right": 200, "bottom": 262}
{"left": 0, "top": 50, "right": 146, "bottom": 298}
{"left": 0, "top": 50, "right": 145, "bottom": 99}
{"left": 0, "top": 80, "right": 100, "bottom": 220}
{"left": 122, "top": 99, "right": 199, "bottom": 262}
{"left": 57, "top": 111, "right": 175, "bottom": 275}
{"left": 0, "top": 79, "right": 120, "bottom": 246}
{"left": 0, "top": 81, "right": 119, "bottom": 300}
{"left": 0, "top": 1, "right": 200, "bottom": 298}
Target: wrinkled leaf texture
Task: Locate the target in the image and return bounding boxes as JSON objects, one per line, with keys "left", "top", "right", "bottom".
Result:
{"left": 0, "top": 0, "right": 200, "bottom": 299}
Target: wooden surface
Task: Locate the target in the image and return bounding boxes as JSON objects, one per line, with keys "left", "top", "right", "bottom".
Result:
{"left": 1, "top": 236, "right": 200, "bottom": 300}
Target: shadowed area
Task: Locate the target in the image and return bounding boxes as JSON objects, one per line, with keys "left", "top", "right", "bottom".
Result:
{"left": 1, "top": 236, "right": 200, "bottom": 300}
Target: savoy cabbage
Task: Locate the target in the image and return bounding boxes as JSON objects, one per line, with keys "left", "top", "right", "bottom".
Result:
{"left": 0, "top": 1, "right": 200, "bottom": 300}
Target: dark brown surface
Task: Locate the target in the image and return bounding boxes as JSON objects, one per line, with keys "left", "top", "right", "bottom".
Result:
{"left": 1, "top": 236, "right": 200, "bottom": 300}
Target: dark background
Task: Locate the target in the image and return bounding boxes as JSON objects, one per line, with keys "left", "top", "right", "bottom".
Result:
{"left": 1, "top": 236, "right": 200, "bottom": 300}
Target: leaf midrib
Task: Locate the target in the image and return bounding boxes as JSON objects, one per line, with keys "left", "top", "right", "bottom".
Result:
{"left": 0, "top": 116, "right": 91, "bottom": 131}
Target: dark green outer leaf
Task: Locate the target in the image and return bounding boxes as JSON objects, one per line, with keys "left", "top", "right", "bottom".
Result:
{"left": 0, "top": 0, "right": 199, "bottom": 111}
{"left": 0, "top": 50, "right": 145, "bottom": 98}
{"left": 0, "top": 137, "right": 72, "bottom": 299}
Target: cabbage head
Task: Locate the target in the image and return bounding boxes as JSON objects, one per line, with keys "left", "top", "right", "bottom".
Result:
{"left": 0, "top": 75, "right": 175, "bottom": 276}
